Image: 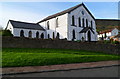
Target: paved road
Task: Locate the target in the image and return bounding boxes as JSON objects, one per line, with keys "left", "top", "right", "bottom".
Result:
{"left": 3, "top": 66, "right": 120, "bottom": 77}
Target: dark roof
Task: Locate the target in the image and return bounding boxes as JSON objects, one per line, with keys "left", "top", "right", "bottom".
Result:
{"left": 8, "top": 20, "right": 45, "bottom": 30}
{"left": 38, "top": 3, "right": 95, "bottom": 23}
{"left": 80, "top": 27, "right": 94, "bottom": 34}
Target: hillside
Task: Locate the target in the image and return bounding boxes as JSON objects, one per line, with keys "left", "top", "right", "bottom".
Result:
{"left": 96, "top": 19, "right": 120, "bottom": 32}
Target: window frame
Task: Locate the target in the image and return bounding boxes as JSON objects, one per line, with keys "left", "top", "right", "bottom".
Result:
{"left": 72, "top": 15, "right": 75, "bottom": 26}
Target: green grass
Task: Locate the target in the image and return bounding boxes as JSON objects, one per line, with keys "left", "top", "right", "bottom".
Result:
{"left": 2, "top": 48, "right": 120, "bottom": 67}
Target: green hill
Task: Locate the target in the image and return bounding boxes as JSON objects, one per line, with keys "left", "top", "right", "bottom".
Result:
{"left": 96, "top": 19, "right": 120, "bottom": 32}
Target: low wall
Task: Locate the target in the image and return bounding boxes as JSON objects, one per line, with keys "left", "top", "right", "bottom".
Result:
{"left": 2, "top": 36, "right": 120, "bottom": 54}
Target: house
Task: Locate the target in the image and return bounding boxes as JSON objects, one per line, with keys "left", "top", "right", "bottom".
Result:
{"left": 5, "top": 20, "right": 45, "bottom": 38}
{"left": 6, "top": 3, "right": 98, "bottom": 41}
{"left": 98, "top": 28, "right": 119, "bottom": 40}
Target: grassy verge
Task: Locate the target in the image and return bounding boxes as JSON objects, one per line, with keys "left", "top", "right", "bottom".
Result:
{"left": 2, "top": 48, "right": 120, "bottom": 67}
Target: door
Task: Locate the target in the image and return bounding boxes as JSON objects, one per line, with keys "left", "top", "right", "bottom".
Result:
{"left": 88, "top": 30, "right": 91, "bottom": 42}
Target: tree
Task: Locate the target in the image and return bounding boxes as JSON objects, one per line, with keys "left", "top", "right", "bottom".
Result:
{"left": 2, "top": 30, "right": 13, "bottom": 36}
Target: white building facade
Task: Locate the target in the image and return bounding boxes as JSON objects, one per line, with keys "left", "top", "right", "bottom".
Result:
{"left": 6, "top": 3, "right": 98, "bottom": 41}
{"left": 6, "top": 20, "right": 45, "bottom": 39}
{"left": 38, "top": 3, "right": 98, "bottom": 41}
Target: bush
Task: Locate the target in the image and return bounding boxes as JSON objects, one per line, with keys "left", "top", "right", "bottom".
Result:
{"left": 104, "top": 40, "right": 111, "bottom": 44}
{"left": 2, "top": 30, "right": 13, "bottom": 36}
{"left": 103, "top": 40, "right": 120, "bottom": 44}
{"left": 76, "top": 40, "right": 81, "bottom": 42}
{"left": 111, "top": 41, "right": 119, "bottom": 44}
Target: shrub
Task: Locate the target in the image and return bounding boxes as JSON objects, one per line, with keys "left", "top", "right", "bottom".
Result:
{"left": 111, "top": 41, "right": 119, "bottom": 44}
{"left": 104, "top": 40, "right": 111, "bottom": 44}
{"left": 76, "top": 40, "right": 81, "bottom": 42}
{"left": 2, "top": 30, "right": 13, "bottom": 36}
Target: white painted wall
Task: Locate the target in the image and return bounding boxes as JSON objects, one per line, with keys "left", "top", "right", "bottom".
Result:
{"left": 6, "top": 4, "right": 98, "bottom": 41}
{"left": 98, "top": 32, "right": 111, "bottom": 38}
{"left": 6, "top": 22, "right": 14, "bottom": 34}
{"left": 13, "top": 28, "right": 45, "bottom": 38}
{"left": 39, "top": 13, "right": 68, "bottom": 39}
{"left": 67, "top": 5, "right": 97, "bottom": 41}
{"left": 6, "top": 22, "right": 45, "bottom": 38}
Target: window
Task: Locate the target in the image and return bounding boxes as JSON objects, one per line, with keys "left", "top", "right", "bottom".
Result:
{"left": 72, "top": 30, "right": 75, "bottom": 39}
{"left": 41, "top": 33, "right": 44, "bottom": 39}
{"left": 82, "top": 18, "right": 84, "bottom": 27}
{"left": 36, "top": 31, "right": 39, "bottom": 38}
{"left": 56, "top": 33, "right": 60, "bottom": 39}
{"left": 91, "top": 21, "right": 93, "bottom": 28}
{"left": 86, "top": 19, "right": 88, "bottom": 27}
{"left": 56, "top": 18, "right": 58, "bottom": 27}
{"left": 28, "top": 31, "right": 32, "bottom": 38}
{"left": 20, "top": 30, "right": 24, "bottom": 37}
{"left": 48, "top": 34, "right": 50, "bottom": 39}
{"left": 72, "top": 15, "right": 75, "bottom": 26}
{"left": 53, "top": 32, "right": 55, "bottom": 39}
{"left": 47, "top": 21, "right": 49, "bottom": 30}
{"left": 82, "top": 11, "right": 84, "bottom": 15}
{"left": 78, "top": 17, "right": 81, "bottom": 27}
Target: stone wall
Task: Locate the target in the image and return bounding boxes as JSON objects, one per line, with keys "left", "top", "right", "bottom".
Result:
{"left": 2, "top": 36, "right": 120, "bottom": 54}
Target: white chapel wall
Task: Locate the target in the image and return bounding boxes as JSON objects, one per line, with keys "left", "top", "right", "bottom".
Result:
{"left": 13, "top": 28, "right": 45, "bottom": 38}
{"left": 67, "top": 5, "right": 97, "bottom": 41}
{"left": 39, "top": 13, "right": 68, "bottom": 39}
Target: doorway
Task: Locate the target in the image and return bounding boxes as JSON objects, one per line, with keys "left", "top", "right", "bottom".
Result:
{"left": 87, "top": 31, "right": 91, "bottom": 42}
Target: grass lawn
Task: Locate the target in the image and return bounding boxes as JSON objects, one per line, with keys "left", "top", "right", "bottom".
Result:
{"left": 2, "top": 48, "right": 120, "bottom": 67}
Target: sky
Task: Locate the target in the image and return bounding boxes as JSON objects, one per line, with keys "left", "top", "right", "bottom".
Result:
{"left": 0, "top": 2, "right": 118, "bottom": 29}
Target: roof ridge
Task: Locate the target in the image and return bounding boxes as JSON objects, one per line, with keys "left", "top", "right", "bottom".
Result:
{"left": 9, "top": 20, "right": 38, "bottom": 25}
{"left": 37, "top": 3, "right": 84, "bottom": 23}
{"left": 8, "top": 19, "right": 45, "bottom": 30}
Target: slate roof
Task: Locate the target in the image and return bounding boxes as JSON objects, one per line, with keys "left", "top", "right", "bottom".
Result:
{"left": 38, "top": 3, "right": 95, "bottom": 23}
{"left": 8, "top": 20, "right": 45, "bottom": 30}
{"left": 79, "top": 27, "right": 94, "bottom": 34}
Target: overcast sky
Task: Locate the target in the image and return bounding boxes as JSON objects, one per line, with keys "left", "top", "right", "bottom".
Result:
{"left": 0, "top": 2, "right": 118, "bottom": 28}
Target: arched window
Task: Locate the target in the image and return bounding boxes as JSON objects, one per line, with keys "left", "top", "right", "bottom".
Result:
{"left": 48, "top": 34, "right": 50, "bottom": 39}
{"left": 91, "top": 21, "right": 93, "bottom": 28}
{"left": 56, "top": 33, "right": 60, "bottom": 39}
{"left": 20, "top": 30, "right": 24, "bottom": 37}
{"left": 72, "top": 30, "right": 75, "bottom": 39}
{"left": 86, "top": 19, "right": 88, "bottom": 27}
{"left": 36, "top": 31, "right": 39, "bottom": 38}
{"left": 56, "top": 18, "right": 58, "bottom": 27}
{"left": 82, "top": 18, "right": 84, "bottom": 27}
{"left": 53, "top": 32, "right": 55, "bottom": 39}
{"left": 28, "top": 31, "right": 32, "bottom": 38}
{"left": 72, "top": 15, "right": 75, "bottom": 26}
{"left": 41, "top": 33, "right": 44, "bottom": 39}
{"left": 78, "top": 17, "right": 81, "bottom": 27}
{"left": 47, "top": 21, "right": 49, "bottom": 30}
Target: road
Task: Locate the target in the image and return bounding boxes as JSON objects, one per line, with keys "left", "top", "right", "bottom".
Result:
{"left": 3, "top": 66, "right": 120, "bottom": 77}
